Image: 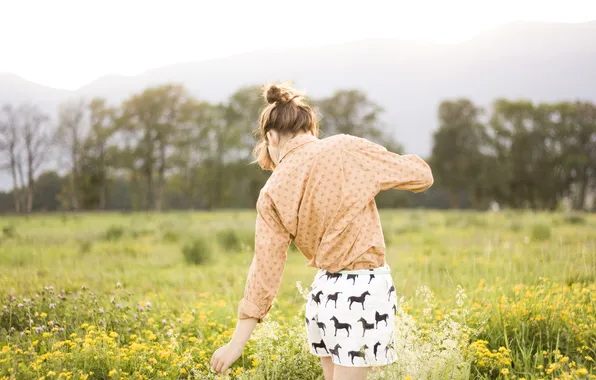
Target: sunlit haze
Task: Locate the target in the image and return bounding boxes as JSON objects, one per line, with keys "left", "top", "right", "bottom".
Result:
{"left": 1, "top": 0, "right": 595, "bottom": 90}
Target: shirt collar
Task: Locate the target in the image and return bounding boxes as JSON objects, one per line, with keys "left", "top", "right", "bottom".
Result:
{"left": 278, "top": 134, "right": 319, "bottom": 163}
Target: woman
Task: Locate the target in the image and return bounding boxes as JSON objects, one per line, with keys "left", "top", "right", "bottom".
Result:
{"left": 210, "top": 83, "right": 433, "bottom": 380}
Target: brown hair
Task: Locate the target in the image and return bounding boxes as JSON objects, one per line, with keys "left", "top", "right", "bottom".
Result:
{"left": 253, "top": 83, "right": 319, "bottom": 171}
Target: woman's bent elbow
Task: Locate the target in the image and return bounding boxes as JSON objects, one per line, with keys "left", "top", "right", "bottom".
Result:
{"left": 412, "top": 170, "right": 434, "bottom": 193}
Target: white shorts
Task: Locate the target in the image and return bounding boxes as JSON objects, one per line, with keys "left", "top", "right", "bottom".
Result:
{"left": 305, "top": 264, "right": 398, "bottom": 367}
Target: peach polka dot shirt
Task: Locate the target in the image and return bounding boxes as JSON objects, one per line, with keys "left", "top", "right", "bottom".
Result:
{"left": 238, "top": 134, "right": 434, "bottom": 321}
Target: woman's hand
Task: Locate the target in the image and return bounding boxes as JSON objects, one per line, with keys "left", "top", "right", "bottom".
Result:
{"left": 210, "top": 341, "right": 244, "bottom": 374}
{"left": 209, "top": 316, "right": 258, "bottom": 374}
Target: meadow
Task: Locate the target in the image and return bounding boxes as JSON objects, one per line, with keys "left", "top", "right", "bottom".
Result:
{"left": 0, "top": 210, "right": 594, "bottom": 380}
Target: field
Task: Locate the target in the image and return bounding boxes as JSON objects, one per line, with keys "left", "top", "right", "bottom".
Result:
{"left": 0, "top": 210, "right": 595, "bottom": 380}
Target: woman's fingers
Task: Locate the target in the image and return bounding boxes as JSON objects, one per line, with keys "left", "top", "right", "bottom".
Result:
{"left": 210, "top": 342, "right": 241, "bottom": 374}
{"left": 210, "top": 353, "right": 220, "bottom": 372}
{"left": 216, "top": 358, "right": 225, "bottom": 373}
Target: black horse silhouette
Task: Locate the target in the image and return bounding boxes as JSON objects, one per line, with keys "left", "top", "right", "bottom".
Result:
{"left": 329, "top": 343, "right": 342, "bottom": 363}
{"left": 348, "top": 291, "right": 371, "bottom": 310}
{"left": 346, "top": 274, "right": 358, "bottom": 285}
{"left": 348, "top": 345, "right": 368, "bottom": 364}
{"left": 368, "top": 274, "right": 375, "bottom": 284}
{"left": 325, "top": 272, "right": 342, "bottom": 283}
{"left": 329, "top": 316, "right": 352, "bottom": 337}
{"left": 312, "top": 339, "right": 329, "bottom": 354}
{"left": 387, "top": 285, "right": 395, "bottom": 301}
{"left": 392, "top": 304, "right": 397, "bottom": 315}
{"left": 310, "top": 290, "right": 324, "bottom": 306}
{"left": 325, "top": 292, "right": 342, "bottom": 308}
{"left": 373, "top": 341, "right": 381, "bottom": 360}
{"left": 357, "top": 317, "right": 375, "bottom": 337}
{"left": 311, "top": 317, "right": 327, "bottom": 336}
{"left": 375, "top": 311, "right": 389, "bottom": 328}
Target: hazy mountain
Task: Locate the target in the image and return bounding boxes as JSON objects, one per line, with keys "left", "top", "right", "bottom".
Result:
{"left": 1, "top": 21, "right": 595, "bottom": 189}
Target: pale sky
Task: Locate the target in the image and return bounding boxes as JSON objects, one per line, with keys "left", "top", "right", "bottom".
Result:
{"left": 1, "top": 0, "right": 595, "bottom": 90}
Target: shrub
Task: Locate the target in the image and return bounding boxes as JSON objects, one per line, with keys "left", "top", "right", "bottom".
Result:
{"left": 564, "top": 214, "right": 586, "bottom": 225}
{"left": 531, "top": 223, "right": 551, "bottom": 241}
{"left": 130, "top": 228, "right": 154, "bottom": 238}
{"left": 216, "top": 228, "right": 241, "bottom": 252}
{"left": 78, "top": 239, "right": 93, "bottom": 254}
{"left": 162, "top": 230, "right": 180, "bottom": 243}
{"left": 509, "top": 221, "right": 523, "bottom": 232}
{"left": 2, "top": 225, "right": 16, "bottom": 239}
{"left": 182, "top": 237, "right": 212, "bottom": 265}
{"left": 104, "top": 225, "right": 125, "bottom": 241}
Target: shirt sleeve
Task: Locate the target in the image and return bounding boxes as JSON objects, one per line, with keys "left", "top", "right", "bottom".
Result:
{"left": 237, "top": 191, "right": 292, "bottom": 322}
{"left": 353, "top": 137, "right": 434, "bottom": 193}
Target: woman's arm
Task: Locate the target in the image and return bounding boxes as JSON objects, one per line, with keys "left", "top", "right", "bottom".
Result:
{"left": 351, "top": 137, "right": 434, "bottom": 193}
{"left": 210, "top": 318, "right": 258, "bottom": 373}
{"left": 210, "top": 190, "right": 291, "bottom": 374}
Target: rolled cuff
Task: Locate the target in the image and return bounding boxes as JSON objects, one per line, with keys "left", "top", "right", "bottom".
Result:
{"left": 238, "top": 298, "right": 270, "bottom": 323}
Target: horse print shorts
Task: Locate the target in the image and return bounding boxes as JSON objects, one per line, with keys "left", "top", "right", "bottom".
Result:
{"left": 305, "top": 264, "right": 398, "bottom": 367}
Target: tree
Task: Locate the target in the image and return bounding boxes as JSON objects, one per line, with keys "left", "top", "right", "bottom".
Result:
{"left": 487, "top": 100, "right": 570, "bottom": 210}
{"left": 317, "top": 90, "right": 381, "bottom": 138}
{"left": 120, "top": 84, "right": 189, "bottom": 210}
{"left": 86, "top": 98, "right": 116, "bottom": 209}
{"left": 556, "top": 102, "right": 596, "bottom": 210}
{"left": 33, "top": 171, "right": 65, "bottom": 212}
{"left": 55, "top": 99, "right": 87, "bottom": 210}
{"left": 21, "top": 104, "right": 52, "bottom": 212}
{"left": 171, "top": 98, "right": 213, "bottom": 208}
{"left": 2, "top": 104, "right": 52, "bottom": 213}
{"left": 430, "top": 99, "right": 488, "bottom": 208}
{"left": 0, "top": 104, "right": 25, "bottom": 212}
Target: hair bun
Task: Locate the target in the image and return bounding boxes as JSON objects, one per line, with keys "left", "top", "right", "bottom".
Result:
{"left": 264, "top": 83, "right": 298, "bottom": 105}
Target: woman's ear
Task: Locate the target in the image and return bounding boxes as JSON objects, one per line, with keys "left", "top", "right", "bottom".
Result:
{"left": 267, "top": 130, "right": 279, "bottom": 146}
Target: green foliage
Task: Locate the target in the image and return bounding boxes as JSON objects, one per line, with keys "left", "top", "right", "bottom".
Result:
{"left": 430, "top": 99, "right": 488, "bottom": 209}
{"left": 531, "top": 223, "right": 552, "bottom": 241}
{"left": 0, "top": 211, "right": 595, "bottom": 379}
{"left": 3, "top": 86, "right": 596, "bottom": 213}
{"left": 162, "top": 230, "right": 180, "bottom": 243}
{"left": 2, "top": 224, "right": 16, "bottom": 239}
{"left": 217, "top": 228, "right": 241, "bottom": 252}
{"left": 130, "top": 228, "right": 153, "bottom": 238}
{"left": 509, "top": 221, "right": 523, "bottom": 232}
{"left": 182, "top": 237, "right": 212, "bottom": 265}
{"left": 564, "top": 214, "right": 586, "bottom": 225}
{"left": 104, "top": 225, "right": 125, "bottom": 241}
{"left": 78, "top": 239, "right": 93, "bottom": 254}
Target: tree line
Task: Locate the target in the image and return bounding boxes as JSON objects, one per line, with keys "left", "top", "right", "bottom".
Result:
{"left": 0, "top": 84, "right": 594, "bottom": 213}
{"left": 431, "top": 99, "right": 595, "bottom": 211}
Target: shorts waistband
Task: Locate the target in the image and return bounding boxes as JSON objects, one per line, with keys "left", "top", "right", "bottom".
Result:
{"left": 318, "top": 264, "right": 391, "bottom": 276}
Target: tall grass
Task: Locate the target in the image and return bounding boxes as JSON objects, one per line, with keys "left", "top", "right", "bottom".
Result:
{"left": 0, "top": 210, "right": 594, "bottom": 379}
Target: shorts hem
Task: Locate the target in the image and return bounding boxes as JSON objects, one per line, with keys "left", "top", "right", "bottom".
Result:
{"left": 333, "top": 360, "right": 396, "bottom": 368}
{"left": 308, "top": 352, "right": 397, "bottom": 368}
{"left": 309, "top": 352, "right": 331, "bottom": 358}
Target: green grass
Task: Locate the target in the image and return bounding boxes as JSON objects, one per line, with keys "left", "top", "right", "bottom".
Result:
{"left": 0, "top": 210, "right": 594, "bottom": 379}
